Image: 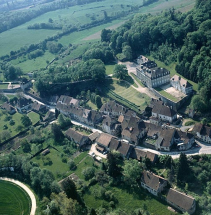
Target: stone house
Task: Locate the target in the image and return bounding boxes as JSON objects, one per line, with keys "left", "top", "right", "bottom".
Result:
{"left": 31, "top": 102, "right": 48, "bottom": 115}
{"left": 130, "top": 148, "right": 158, "bottom": 163}
{"left": 16, "top": 97, "right": 32, "bottom": 113}
{"left": 116, "top": 141, "right": 132, "bottom": 159}
{"left": 65, "top": 128, "right": 90, "bottom": 147}
{"left": 171, "top": 75, "right": 193, "bottom": 95}
{"left": 96, "top": 133, "right": 115, "bottom": 151}
{"left": 166, "top": 188, "right": 196, "bottom": 214}
{"left": 151, "top": 100, "right": 177, "bottom": 123}
{"left": 1, "top": 102, "right": 16, "bottom": 114}
{"left": 121, "top": 117, "right": 147, "bottom": 145}
{"left": 192, "top": 123, "right": 211, "bottom": 143}
{"left": 141, "top": 170, "right": 168, "bottom": 196}
{"left": 174, "top": 130, "right": 195, "bottom": 151}
{"left": 102, "top": 115, "right": 121, "bottom": 136}
{"left": 88, "top": 131, "right": 100, "bottom": 143}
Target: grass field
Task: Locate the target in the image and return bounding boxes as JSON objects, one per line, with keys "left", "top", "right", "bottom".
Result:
{"left": 0, "top": 180, "right": 31, "bottom": 215}
{"left": 83, "top": 184, "right": 177, "bottom": 215}
{"left": 105, "top": 63, "right": 115, "bottom": 75}
{"left": 27, "top": 111, "right": 40, "bottom": 125}
{"left": 107, "top": 79, "right": 150, "bottom": 110}
{"left": 0, "top": 84, "right": 8, "bottom": 89}
{"left": 130, "top": 73, "right": 145, "bottom": 87}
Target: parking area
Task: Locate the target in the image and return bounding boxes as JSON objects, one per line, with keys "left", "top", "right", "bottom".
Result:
{"left": 89, "top": 143, "right": 107, "bottom": 159}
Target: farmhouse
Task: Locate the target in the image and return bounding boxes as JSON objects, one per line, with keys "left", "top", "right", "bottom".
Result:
{"left": 117, "top": 141, "right": 132, "bottom": 159}
{"left": 130, "top": 148, "right": 158, "bottom": 163}
{"left": 166, "top": 188, "right": 196, "bottom": 214}
{"left": 141, "top": 170, "right": 167, "bottom": 196}
{"left": 171, "top": 75, "right": 193, "bottom": 95}
{"left": 31, "top": 102, "right": 48, "bottom": 114}
{"left": 192, "top": 123, "right": 211, "bottom": 143}
{"left": 96, "top": 133, "right": 115, "bottom": 151}
{"left": 65, "top": 128, "right": 90, "bottom": 147}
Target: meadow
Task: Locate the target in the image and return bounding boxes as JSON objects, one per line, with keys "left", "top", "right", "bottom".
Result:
{"left": 0, "top": 180, "right": 31, "bottom": 215}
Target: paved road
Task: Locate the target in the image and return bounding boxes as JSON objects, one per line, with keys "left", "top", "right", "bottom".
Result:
{"left": 0, "top": 177, "right": 36, "bottom": 215}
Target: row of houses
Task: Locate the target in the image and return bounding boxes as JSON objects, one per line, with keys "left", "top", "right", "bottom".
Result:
{"left": 141, "top": 170, "right": 196, "bottom": 214}
{"left": 136, "top": 55, "right": 193, "bottom": 95}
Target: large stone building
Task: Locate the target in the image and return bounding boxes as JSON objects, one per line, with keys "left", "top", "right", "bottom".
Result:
{"left": 136, "top": 61, "right": 170, "bottom": 88}
{"left": 171, "top": 75, "right": 193, "bottom": 95}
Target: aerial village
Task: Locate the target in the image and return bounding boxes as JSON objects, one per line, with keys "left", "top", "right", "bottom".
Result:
{"left": 1, "top": 56, "right": 211, "bottom": 214}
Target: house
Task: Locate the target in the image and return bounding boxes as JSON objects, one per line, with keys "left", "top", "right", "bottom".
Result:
{"left": 149, "top": 116, "right": 162, "bottom": 126}
{"left": 1, "top": 102, "right": 16, "bottom": 114}
{"left": 174, "top": 130, "right": 195, "bottom": 151}
{"left": 137, "top": 55, "right": 149, "bottom": 65}
{"left": 102, "top": 116, "right": 121, "bottom": 136}
{"left": 121, "top": 117, "right": 147, "bottom": 145}
{"left": 100, "top": 100, "right": 127, "bottom": 116}
{"left": 192, "top": 123, "right": 211, "bottom": 143}
{"left": 31, "top": 102, "right": 48, "bottom": 114}
{"left": 57, "top": 95, "right": 73, "bottom": 105}
{"left": 109, "top": 138, "right": 120, "bottom": 151}
{"left": 43, "top": 111, "right": 55, "bottom": 123}
{"left": 96, "top": 133, "right": 115, "bottom": 151}
{"left": 56, "top": 102, "right": 102, "bottom": 126}
{"left": 171, "top": 75, "right": 193, "bottom": 95}
{"left": 150, "top": 99, "right": 177, "bottom": 123}
{"left": 136, "top": 64, "right": 170, "bottom": 88}
{"left": 141, "top": 170, "right": 168, "bottom": 196}
{"left": 65, "top": 128, "right": 90, "bottom": 147}
{"left": 48, "top": 96, "right": 59, "bottom": 105}
{"left": 16, "top": 97, "right": 32, "bottom": 113}
{"left": 116, "top": 141, "right": 132, "bottom": 159}
{"left": 130, "top": 148, "right": 158, "bottom": 163}
{"left": 166, "top": 188, "right": 196, "bottom": 214}
{"left": 155, "top": 127, "right": 176, "bottom": 151}
{"left": 88, "top": 131, "right": 100, "bottom": 143}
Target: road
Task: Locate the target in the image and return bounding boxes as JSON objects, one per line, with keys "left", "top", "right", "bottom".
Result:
{"left": 0, "top": 177, "right": 36, "bottom": 215}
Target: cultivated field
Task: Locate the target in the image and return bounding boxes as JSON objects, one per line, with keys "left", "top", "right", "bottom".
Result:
{"left": 0, "top": 180, "right": 31, "bottom": 215}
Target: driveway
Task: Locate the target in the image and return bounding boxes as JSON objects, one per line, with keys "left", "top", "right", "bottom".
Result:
{"left": 0, "top": 177, "right": 36, "bottom": 215}
{"left": 89, "top": 143, "right": 107, "bottom": 159}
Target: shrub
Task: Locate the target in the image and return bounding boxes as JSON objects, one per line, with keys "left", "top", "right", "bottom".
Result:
{"left": 82, "top": 167, "right": 95, "bottom": 180}
{"left": 185, "top": 121, "right": 195, "bottom": 126}
{"left": 68, "top": 159, "right": 76, "bottom": 170}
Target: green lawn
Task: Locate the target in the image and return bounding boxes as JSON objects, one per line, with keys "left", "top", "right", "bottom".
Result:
{"left": 32, "top": 147, "right": 70, "bottom": 179}
{"left": 155, "top": 87, "right": 180, "bottom": 102}
{"left": 107, "top": 79, "right": 150, "bottom": 111}
{"left": 105, "top": 63, "right": 115, "bottom": 75}
{"left": 0, "top": 84, "right": 8, "bottom": 89}
{"left": 74, "top": 152, "right": 88, "bottom": 165}
{"left": 27, "top": 111, "right": 40, "bottom": 125}
{"left": 0, "top": 180, "right": 31, "bottom": 215}
{"left": 83, "top": 184, "right": 177, "bottom": 215}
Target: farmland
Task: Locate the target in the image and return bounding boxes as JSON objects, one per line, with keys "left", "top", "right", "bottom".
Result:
{"left": 0, "top": 180, "right": 31, "bottom": 215}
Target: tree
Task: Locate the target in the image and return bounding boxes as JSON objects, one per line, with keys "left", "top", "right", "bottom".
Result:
{"left": 21, "top": 139, "right": 31, "bottom": 153}
{"left": 177, "top": 153, "right": 190, "bottom": 183}
{"left": 60, "top": 177, "right": 78, "bottom": 200}
{"left": 107, "top": 151, "right": 123, "bottom": 177}
{"left": 21, "top": 115, "right": 32, "bottom": 127}
{"left": 58, "top": 114, "right": 66, "bottom": 128}
{"left": 15, "top": 125, "right": 24, "bottom": 132}
{"left": 122, "top": 45, "right": 132, "bottom": 60}
{"left": 123, "top": 159, "right": 142, "bottom": 186}
{"left": 95, "top": 95, "right": 102, "bottom": 109}
{"left": 113, "top": 64, "right": 128, "bottom": 80}
{"left": 68, "top": 159, "right": 76, "bottom": 170}
{"left": 51, "top": 124, "right": 64, "bottom": 142}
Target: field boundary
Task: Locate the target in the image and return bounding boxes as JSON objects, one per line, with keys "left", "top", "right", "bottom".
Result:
{"left": 0, "top": 177, "right": 36, "bottom": 215}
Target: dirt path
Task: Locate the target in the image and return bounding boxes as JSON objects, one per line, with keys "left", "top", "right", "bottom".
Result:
{"left": 0, "top": 177, "right": 36, "bottom": 215}
{"left": 118, "top": 61, "right": 158, "bottom": 99}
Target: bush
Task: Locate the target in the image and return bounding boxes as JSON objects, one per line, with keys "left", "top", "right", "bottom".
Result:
{"left": 82, "top": 167, "right": 95, "bottom": 180}
{"left": 68, "top": 159, "right": 76, "bottom": 170}
{"left": 88, "top": 178, "right": 97, "bottom": 186}
{"left": 185, "top": 121, "right": 195, "bottom": 126}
